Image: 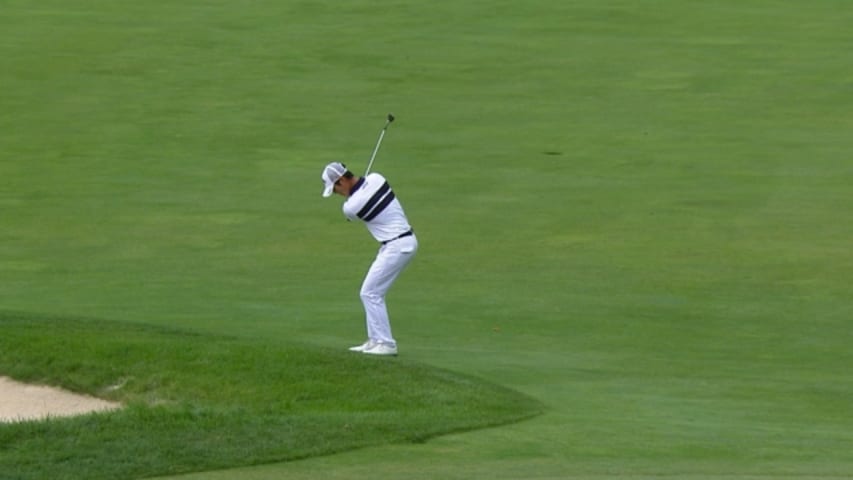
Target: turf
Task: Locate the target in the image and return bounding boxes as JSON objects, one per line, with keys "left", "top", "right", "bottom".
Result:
{"left": 2, "top": 0, "right": 853, "bottom": 479}
{"left": 0, "top": 312, "right": 541, "bottom": 479}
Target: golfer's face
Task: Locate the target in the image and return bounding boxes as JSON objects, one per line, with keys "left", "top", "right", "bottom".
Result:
{"left": 333, "top": 179, "right": 347, "bottom": 196}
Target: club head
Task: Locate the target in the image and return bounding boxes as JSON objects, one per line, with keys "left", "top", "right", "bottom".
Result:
{"left": 387, "top": 113, "right": 395, "bottom": 123}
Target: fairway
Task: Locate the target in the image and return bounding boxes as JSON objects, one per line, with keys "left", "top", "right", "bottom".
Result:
{"left": 2, "top": 1, "right": 853, "bottom": 479}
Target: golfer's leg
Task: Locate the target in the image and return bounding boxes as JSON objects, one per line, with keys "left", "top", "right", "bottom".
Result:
{"left": 360, "top": 253, "right": 399, "bottom": 346}
{"left": 360, "top": 242, "right": 416, "bottom": 346}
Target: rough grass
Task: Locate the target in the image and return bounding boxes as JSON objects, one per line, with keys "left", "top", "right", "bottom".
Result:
{"left": 0, "top": 311, "right": 542, "bottom": 480}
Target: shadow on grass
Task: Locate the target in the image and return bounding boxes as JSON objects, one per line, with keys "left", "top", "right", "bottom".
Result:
{"left": 0, "top": 310, "right": 543, "bottom": 480}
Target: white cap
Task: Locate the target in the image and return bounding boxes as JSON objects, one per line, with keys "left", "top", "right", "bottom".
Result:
{"left": 321, "top": 162, "right": 348, "bottom": 197}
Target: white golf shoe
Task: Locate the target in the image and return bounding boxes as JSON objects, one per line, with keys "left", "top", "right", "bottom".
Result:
{"left": 348, "top": 340, "right": 375, "bottom": 352}
{"left": 362, "top": 343, "right": 398, "bottom": 356}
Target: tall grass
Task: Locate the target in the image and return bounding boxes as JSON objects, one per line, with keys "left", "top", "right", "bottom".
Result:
{"left": 0, "top": 311, "right": 542, "bottom": 480}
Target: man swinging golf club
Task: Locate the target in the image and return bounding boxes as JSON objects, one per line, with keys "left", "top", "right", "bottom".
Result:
{"left": 321, "top": 115, "right": 417, "bottom": 356}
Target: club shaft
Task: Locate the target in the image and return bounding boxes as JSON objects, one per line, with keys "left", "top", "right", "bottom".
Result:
{"left": 364, "top": 122, "right": 389, "bottom": 175}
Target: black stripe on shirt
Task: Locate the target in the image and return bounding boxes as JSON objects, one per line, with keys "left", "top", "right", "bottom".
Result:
{"left": 362, "top": 191, "right": 395, "bottom": 222}
{"left": 357, "top": 182, "right": 393, "bottom": 220}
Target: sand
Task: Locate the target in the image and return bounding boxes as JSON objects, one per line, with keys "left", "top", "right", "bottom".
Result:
{"left": 0, "top": 376, "right": 121, "bottom": 423}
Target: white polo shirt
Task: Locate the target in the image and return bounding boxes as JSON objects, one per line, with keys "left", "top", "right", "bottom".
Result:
{"left": 342, "top": 173, "right": 412, "bottom": 243}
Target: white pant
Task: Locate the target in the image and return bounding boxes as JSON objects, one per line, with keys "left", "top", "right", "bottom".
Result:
{"left": 359, "top": 234, "right": 418, "bottom": 347}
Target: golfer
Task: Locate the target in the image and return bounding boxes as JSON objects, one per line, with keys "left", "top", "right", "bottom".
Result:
{"left": 321, "top": 162, "right": 418, "bottom": 356}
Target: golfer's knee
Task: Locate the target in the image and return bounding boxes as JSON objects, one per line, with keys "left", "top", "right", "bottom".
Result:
{"left": 360, "top": 289, "right": 382, "bottom": 304}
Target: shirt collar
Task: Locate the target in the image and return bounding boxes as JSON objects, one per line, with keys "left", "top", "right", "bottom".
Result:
{"left": 350, "top": 177, "right": 366, "bottom": 195}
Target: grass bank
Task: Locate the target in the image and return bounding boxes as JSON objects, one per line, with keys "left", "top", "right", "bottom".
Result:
{"left": 0, "top": 311, "right": 542, "bottom": 479}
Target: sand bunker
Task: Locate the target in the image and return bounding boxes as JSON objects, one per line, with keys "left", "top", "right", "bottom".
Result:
{"left": 0, "top": 376, "right": 121, "bottom": 423}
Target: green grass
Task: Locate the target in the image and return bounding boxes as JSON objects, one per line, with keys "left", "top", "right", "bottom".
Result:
{"left": 2, "top": 0, "right": 853, "bottom": 479}
{"left": 0, "top": 312, "right": 541, "bottom": 479}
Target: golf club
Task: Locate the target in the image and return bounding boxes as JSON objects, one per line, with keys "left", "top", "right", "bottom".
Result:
{"left": 364, "top": 113, "right": 395, "bottom": 176}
